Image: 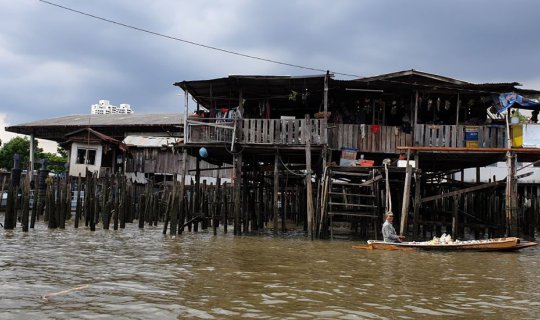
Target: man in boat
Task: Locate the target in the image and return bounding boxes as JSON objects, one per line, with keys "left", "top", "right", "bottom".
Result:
{"left": 382, "top": 212, "right": 405, "bottom": 243}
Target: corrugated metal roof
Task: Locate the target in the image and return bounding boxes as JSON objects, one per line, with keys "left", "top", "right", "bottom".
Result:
{"left": 123, "top": 135, "right": 183, "bottom": 148}
{"left": 355, "top": 69, "right": 471, "bottom": 85}
{"left": 9, "top": 113, "right": 183, "bottom": 127}
{"left": 5, "top": 113, "right": 184, "bottom": 141}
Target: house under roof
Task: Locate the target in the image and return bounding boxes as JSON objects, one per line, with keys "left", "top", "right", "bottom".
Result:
{"left": 6, "top": 113, "right": 183, "bottom": 142}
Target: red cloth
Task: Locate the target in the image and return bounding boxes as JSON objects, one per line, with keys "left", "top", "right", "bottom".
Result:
{"left": 371, "top": 125, "right": 380, "bottom": 134}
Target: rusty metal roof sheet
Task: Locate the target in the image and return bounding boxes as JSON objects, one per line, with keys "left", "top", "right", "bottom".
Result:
{"left": 123, "top": 135, "right": 183, "bottom": 148}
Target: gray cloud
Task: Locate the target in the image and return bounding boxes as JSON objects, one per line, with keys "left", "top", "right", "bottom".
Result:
{"left": 1, "top": 0, "right": 539, "bottom": 130}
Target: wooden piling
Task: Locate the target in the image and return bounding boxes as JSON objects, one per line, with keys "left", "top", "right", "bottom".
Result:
{"left": 305, "top": 115, "right": 314, "bottom": 239}
{"left": 273, "top": 152, "right": 279, "bottom": 234}
{"left": 233, "top": 153, "right": 242, "bottom": 235}
{"left": 178, "top": 149, "right": 188, "bottom": 234}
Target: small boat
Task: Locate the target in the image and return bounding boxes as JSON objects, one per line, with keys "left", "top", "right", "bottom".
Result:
{"left": 352, "top": 237, "right": 538, "bottom": 252}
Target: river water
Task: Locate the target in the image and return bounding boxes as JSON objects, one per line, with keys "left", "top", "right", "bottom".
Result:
{"left": 0, "top": 218, "right": 539, "bottom": 320}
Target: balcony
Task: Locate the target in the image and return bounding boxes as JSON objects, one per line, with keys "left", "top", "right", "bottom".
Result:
{"left": 186, "top": 118, "right": 327, "bottom": 146}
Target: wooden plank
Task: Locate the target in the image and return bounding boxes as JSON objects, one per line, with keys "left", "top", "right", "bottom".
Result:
{"left": 381, "top": 127, "right": 387, "bottom": 153}
{"left": 352, "top": 125, "right": 359, "bottom": 150}
{"left": 346, "top": 124, "right": 354, "bottom": 148}
{"left": 254, "top": 119, "right": 259, "bottom": 143}
{"left": 251, "top": 119, "right": 256, "bottom": 143}
{"left": 391, "top": 127, "right": 396, "bottom": 153}
{"left": 278, "top": 120, "right": 284, "bottom": 144}
{"left": 297, "top": 119, "right": 303, "bottom": 144}
{"left": 288, "top": 120, "right": 294, "bottom": 144}
{"left": 368, "top": 125, "right": 374, "bottom": 152}
{"left": 421, "top": 181, "right": 500, "bottom": 203}
{"left": 477, "top": 126, "right": 484, "bottom": 148}
{"left": 262, "top": 119, "right": 268, "bottom": 143}
{"left": 269, "top": 119, "right": 275, "bottom": 144}
{"left": 444, "top": 125, "right": 451, "bottom": 148}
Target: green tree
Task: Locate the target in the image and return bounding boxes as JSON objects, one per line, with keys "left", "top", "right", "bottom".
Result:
{"left": 42, "top": 152, "right": 67, "bottom": 174}
{"left": 0, "top": 136, "right": 44, "bottom": 170}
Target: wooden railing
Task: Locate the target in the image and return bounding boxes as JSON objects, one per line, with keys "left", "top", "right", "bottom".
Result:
{"left": 186, "top": 118, "right": 327, "bottom": 145}
{"left": 328, "top": 124, "right": 507, "bottom": 154}
{"left": 414, "top": 124, "right": 507, "bottom": 148}
{"left": 187, "top": 120, "right": 507, "bottom": 151}
{"left": 328, "top": 124, "right": 412, "bottom": 154}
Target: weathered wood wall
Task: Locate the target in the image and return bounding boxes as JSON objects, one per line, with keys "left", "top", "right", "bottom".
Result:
{"left": 328, "top": 124, "right": 413, "bottom": 153}
{"left": 187, "top": 118, "right": 327, "bottom": 145}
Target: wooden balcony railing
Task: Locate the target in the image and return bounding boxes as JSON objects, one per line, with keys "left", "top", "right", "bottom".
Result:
{"left": 328, "top": 124, "right": 412, "bottom": 154}
{"left": 414, "top": 124, "right": 507, "bottom": 148}
{"left": 187, "top": 120, "right": 507, "bottom": 151}
{"left": 186, "top": 118, "right": 327, "bottom": 145}
{"left": 328, "top": 124, "right": 507, "bottom": 154}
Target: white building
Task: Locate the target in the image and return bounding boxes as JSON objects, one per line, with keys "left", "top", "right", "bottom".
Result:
{"left": 91, "top": 100, "right": 134, "bottom": 115}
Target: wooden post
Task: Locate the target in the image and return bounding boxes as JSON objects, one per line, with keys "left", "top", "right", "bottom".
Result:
{"left": 242, "top": 163, "right": 249, "bottom": 233}
{"left": 273, "top": 152, "right": 279, "bottom": 234}
{"left": 412, "top": 153, "right": 421, "bottom": 240}
{"left": 413, "top": 90, "right": 419, "bottom": 127}
{"left": 400, "top": 164, "right": 412, "bottom": 236}
{"left": 183, "top": 89, "right": 189, "bottom": 144}
{"left": 505, "top": 151, "right": 518, "bottom": 236}
{"left": 455, "top": 92, "right": 460, "bottom": 126}
{"left": 169, "top": 174, "right": 178, "bottom": 235}
{"left": 178, "top": 149, "right": 188, "bottom": 234}
{"left": 193, "top": 157, "right": 201, "bottom": 232}
{"left": 233, "top": 153, "right": 242, "bottom": 235}
{"left": 222, "top": 182, "right": 228, "bottom": 234}
{"left": 305, "top": 115, "right": 314, "bottom": 239}
{"left": 452, "top": 195, "right": 459, "bottom": 240}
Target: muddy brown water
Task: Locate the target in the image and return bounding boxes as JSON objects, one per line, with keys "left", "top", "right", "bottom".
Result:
{"left": 0, "top": 218, "right": 539, "bottom": 319}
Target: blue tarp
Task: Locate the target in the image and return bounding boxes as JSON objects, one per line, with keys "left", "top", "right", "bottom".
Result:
{"left": 496, "top": 92, "right": 540, "bottom": 113}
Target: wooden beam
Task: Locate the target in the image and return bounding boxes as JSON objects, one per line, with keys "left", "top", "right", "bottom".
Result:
{"left": 420, "top": 180, "right": 500, "bottom": 203}
{"left": 398, "top": 146, "right": 540, "bottom": 153}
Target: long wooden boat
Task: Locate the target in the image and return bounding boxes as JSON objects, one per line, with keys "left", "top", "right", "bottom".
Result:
{"left": 352, "top": 237, "right": 538, "bottom": 252}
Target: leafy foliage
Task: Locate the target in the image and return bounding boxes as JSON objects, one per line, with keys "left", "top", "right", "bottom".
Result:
{"left": 0, "top": 137, "right": 67, "bottom": 173}
{"left": 0, "top": 137, "right": 42, "bottom": 170}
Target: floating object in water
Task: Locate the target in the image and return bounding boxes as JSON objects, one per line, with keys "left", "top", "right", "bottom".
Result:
{"left": 42, "top": 284, "right": 90, "bottom": 301}
{"left": 352, "top": 237, "right": 538, "bottom": 252}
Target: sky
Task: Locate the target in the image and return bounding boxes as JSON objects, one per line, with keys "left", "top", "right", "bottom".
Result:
{"left": 1, "top": 0, "right": 540, "bottom": 153}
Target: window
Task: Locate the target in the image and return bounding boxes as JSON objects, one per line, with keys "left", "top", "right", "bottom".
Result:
{"left": 76, "top": 148, "right": 97, "bottom": 165}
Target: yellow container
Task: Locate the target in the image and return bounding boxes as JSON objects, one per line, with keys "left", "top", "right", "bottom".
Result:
{"left": 511, "top": 124, "right": 523, "bottom": 148}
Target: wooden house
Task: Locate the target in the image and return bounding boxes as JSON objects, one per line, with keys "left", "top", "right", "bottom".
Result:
{"left": 175, "top": 70, "right": 540, "bottom": 239}
{"left": 7, "top": 113, "right": 182, "bottom": 178}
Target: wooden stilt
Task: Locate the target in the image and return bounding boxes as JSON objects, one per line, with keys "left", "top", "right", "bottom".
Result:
{"left": 452, "top": 195, "right": 459, "bottom": 240}
{"left": 505, "top": 151, "right": 518, "bottom": 236}
{"left": 273, "top": 152, "right": 279, "bottom": 234}
{"left": 400, "top": 164, "right": 412, "bottom": 237}
{"left": 412, "top": 153, "right": 421, "bottom": 240}
{"left": 233, "top": 153, "right": 242, "bottom": 235}
{"left": 305, "top": 115, "right": 314, "bottom": 239}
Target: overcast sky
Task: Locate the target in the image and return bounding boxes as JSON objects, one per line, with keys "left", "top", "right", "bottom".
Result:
{"left": 1, "top": 0, "right": 540, "bottom": 152}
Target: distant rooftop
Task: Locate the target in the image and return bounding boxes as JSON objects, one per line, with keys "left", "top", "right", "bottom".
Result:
{"left": 6, "top": 113, "right": 183, "bottom": 142}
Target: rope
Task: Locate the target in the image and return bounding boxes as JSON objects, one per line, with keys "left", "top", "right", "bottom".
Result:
{"left": 383, "top": 159, "right": 392, "bottom": 214}
{"left": 278, "top": 154, "right": 308, "bottom": 177}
